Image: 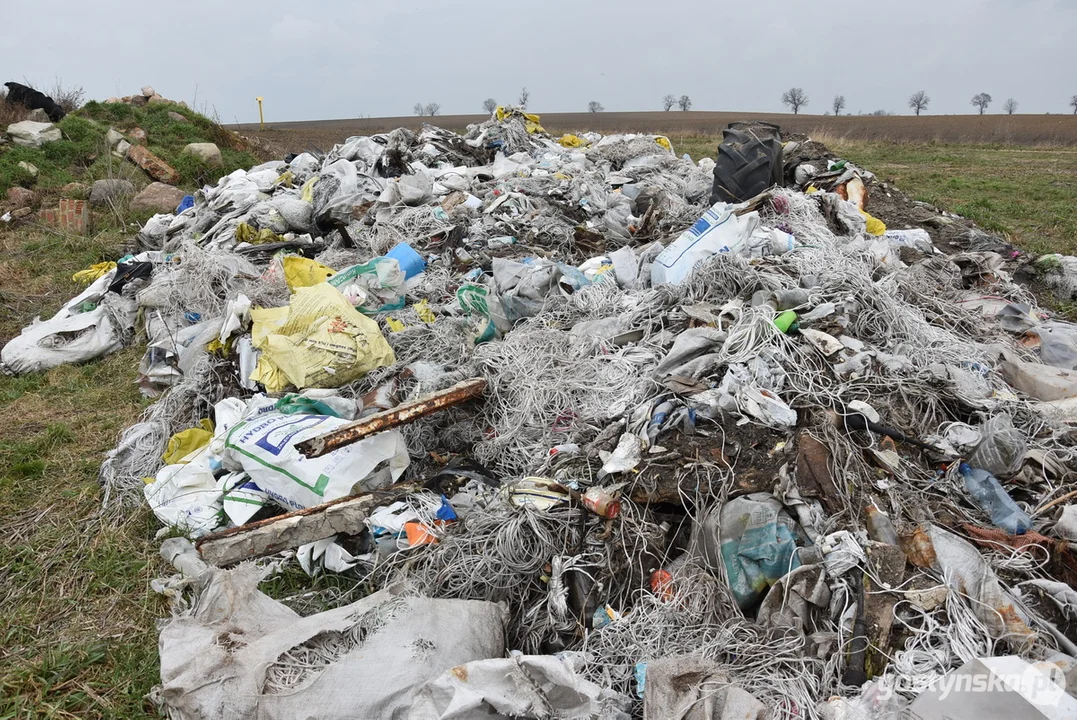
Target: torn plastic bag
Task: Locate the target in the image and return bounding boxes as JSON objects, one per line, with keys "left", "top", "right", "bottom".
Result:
{"left": 1021, "top": 579, "right": 1077, "bottom": 621}
{"left": 691, "top": 494, "right": 813, "bottom": 609}
{"left": 966, "top": 413, "right": 1027, "bottom": 476}
{"left": 904, "top": 525, "right": 1035, "bottom": 644}
{"left": 138, "top": 318, "right": 224, "bottom": 396}
{"left": 410, "top": 653, "right": 631, "bottom": 720}
{"left": 379, "top": 172, "right": 434, "bottom": 207}
{"left": 296, "top": 536, "right": 359, "bottom": 575}
{"left": 328, "top": 135, "right": 385, "bottom": 166}
{"left": 222, "top": 411, "right": 408, "bottom": 511}
{"left": 311, "top": 158, "right": 383, "bottom": 225}
{"left": 250, "top": 283, "right": 395, "bottom": 392}
{"left": 756, "top": 564, "right": 831, "bottom": 633}
{"left": 1, "top": 270, "right": 136, "bottom": 375}
{"left": 219, "top": 472, "right": 267, "bottom": 527}
{"left": 651, "top": 204, "right": 760, "bottom": 285}
{"left": 654, "top": 327, "right": 727, "bottom": 380}
{"left": 907, "top": 655, "right": 1077, "bottom": 720}
{"left": 643, "top": 654, "right": 765, "bottom": 720}
{"left": 1029, "top": 321, "right": 1077, "bottom": 370}
{"left": 328, "top": 257, "right": 406, "bottom": 314}
{"left": 144, "top": 444, "right": 224, "bottom": 536}
{"left": 154, "top": 552, "right": 506, "bottom": 720}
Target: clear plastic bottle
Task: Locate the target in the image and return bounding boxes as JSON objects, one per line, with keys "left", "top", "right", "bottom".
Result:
{"left": 959, "top": 462, "right": 1032, "bottom": 535}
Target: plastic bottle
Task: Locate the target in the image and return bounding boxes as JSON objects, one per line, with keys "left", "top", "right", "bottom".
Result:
{"left": 959, "top": 463, "right": 1032, "bottom": 535}
{"left": 865, "top": 501, "right": 901, "bottom": 546}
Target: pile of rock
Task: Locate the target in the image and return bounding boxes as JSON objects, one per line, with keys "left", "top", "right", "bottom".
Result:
{"left": 104, "top": 86, "right": 188, "bottom": 109}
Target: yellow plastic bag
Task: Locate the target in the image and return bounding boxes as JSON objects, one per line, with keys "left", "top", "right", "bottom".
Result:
{"left": 655, "top": 136, "right": 672, "bottom": 152}
{"left": 860, "top": 209, "right": 887, "bottom": 236}
{"left": 72, "top": 261, "right": 117, "bottom": 285}
{"left": 415, "top": 299, "right": 436, "bottom": 324}
{"left": 282, "top": 256, "right": 336, "bottom": 291}
{"left": 250, "top": 283, "right": 395, "bottom": 392}
{"left": 235, "top": 223, "right": 283, "bottom": 245}
{"left": 162, "top": 419, "right": 214, "bottom": 465}
{"left": 300, "top": 176, "right": 319, "bottom": 202}
{"left": 559, "top": 134, "right": 585, "bottom": 148}
{"left": 495, "top": 106, "right": 544, "bottom": 134}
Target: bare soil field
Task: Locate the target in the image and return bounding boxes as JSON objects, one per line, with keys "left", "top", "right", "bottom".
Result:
{"left": 235, "top": 111, "right": 1077, "bottom": 155}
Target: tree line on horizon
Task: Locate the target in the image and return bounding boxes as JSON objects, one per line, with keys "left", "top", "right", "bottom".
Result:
{"left": 414, "top": 85, "right": 1077, "bottom": 117}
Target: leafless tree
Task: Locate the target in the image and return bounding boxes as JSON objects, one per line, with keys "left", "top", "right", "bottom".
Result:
{"left": 518, "top": 87, "right": 529, "bottom": 109}
{"left": 782, "top": 87, "right": 808, "bottom": 114}
{"left": 662, "top": 94, "right": 676, "bottom": 111}
{"left": 413, "top": 103, "right": 423, "bottom": 116}
{"left": 424, "top": 102, "right": 440, "bottom": 117}
{"left": 588, "top": 101, "right": 604, "bottom": 113}
{"left": 908, "top": 90, "right": 930, "bottom": 116}
{"left": 1003, "top": 98, "right": 1018, "bottom": 115}
{"left": 971, "top": 93, "right": 993, "bottom": 115}
{"left": 678, "top": 95, "right": 692, "bottom": 111}
{"left": 1071, "top": 95, "right": 1077, "bottom": 115}
{"left": 832, "top": 95, "right": 846, "bottom": 115}
{"left": 482, "top": 98, "right": 497, "bottom": 114}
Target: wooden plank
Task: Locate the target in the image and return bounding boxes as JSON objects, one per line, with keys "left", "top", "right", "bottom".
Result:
{"left": 296, "top": 378, "right": 486, "bottom": 458}
{"left": 196, "top": 483, "right": 416, "bottom": 566}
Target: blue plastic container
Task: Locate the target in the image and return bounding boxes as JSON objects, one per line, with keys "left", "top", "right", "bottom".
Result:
{"left": 386, "top": 242, "right": 426, "bottom": 280}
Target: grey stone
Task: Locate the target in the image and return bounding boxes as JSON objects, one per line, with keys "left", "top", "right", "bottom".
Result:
{"left": 183, "top": 142, "right": 222, "bottom": 165}
{"left": 167, "top": 111, "right": 188, "bottom": 123}
{"left": 141, "top": 85, "right": 156, "bottom": 97}
{"left": 130, "top": 182, "right": 187, "bottom": 214}
{"left": 6, "top": 120, "right": 62, "bottom": 148}
{"left": 106, "top": 128, "right": 126, "bottom": 147}
{"left": 113, "top": 139, "right": 132, "bottom": 158}
{"left": 27, "top": 108, "right": 50, "bottom": 123}
{"left": 148, "top": 95, "right": 169, "bottom": 105}
{"left": 89, "top": 179, "right": 135, "bottom": 207}
{"left": 17, "top": 161, "right": 38, "bottom": 178}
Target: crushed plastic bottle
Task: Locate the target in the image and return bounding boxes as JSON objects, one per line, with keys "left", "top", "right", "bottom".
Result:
{"left": 959, "top": 462, "right": 1032, "bottom": 535}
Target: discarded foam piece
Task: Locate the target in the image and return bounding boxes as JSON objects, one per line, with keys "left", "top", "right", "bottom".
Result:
{"left": 908, "top": 656, "right": 1077, "bottom": 720}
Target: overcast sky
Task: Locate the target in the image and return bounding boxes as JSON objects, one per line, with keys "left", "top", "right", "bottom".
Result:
{"left": 3, "top": 0, "right": 1075, "bottom": 123}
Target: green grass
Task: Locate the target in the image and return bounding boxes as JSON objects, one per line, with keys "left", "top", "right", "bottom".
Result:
{"left": 832, "top": 142, "right": 1077, "bottom": 256}
{"left": 0, "top": 225, "right": 161, "bottom": 719}
{"left": 0, "top": 101, "right": 258, "bottom": 196}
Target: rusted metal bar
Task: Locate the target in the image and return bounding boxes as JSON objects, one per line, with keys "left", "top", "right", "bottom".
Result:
{"left": 296, "top": 378, "right": 487, "bottom": 458}
{"left": 196, "top": 483, "right": 417, "bottom": 566}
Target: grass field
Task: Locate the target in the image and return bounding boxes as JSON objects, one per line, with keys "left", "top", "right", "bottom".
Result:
{"left": 3, "top": 120, "right": 1077, "bottom": 717}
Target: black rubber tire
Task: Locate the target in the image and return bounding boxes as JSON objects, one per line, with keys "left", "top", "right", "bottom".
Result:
{"left": 710, "top": 122, "right": 783, "bottom": 204}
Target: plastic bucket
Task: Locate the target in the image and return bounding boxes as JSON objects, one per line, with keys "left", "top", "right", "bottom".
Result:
{"left": 386, "top": 242, "right": 426, "bottom": 279}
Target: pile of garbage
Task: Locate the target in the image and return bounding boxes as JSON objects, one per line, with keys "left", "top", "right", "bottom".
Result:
{"left": 5, "top": 108, "right": 1077, "bottom": 719}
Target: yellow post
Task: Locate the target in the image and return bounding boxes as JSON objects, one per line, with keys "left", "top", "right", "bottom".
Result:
{"left": 256, "top": 97, "right": 264, "bottom": 130}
